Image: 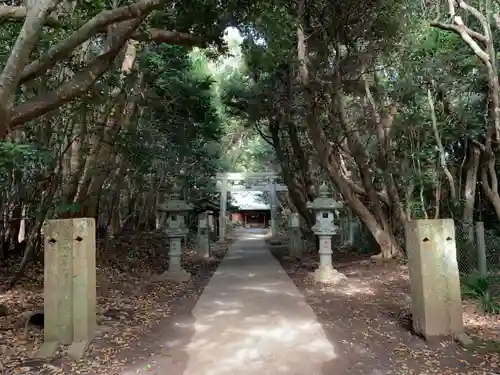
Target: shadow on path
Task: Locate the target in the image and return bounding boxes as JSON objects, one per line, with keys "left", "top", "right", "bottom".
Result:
{"left": 117, "top": 266, "right": 211, "bottom": 375}
{"left": 121, "top": 229, "right": 403, "bottom": 375}
{"left": 271, "top": 244, "right": 498, "bottom": 375}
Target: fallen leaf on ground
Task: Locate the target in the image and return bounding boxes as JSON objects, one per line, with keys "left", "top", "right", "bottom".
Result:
{"left": 0, "top": 230, "right": 229, "bottom": 375}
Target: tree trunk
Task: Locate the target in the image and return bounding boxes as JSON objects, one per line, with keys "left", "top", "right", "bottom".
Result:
{"left": 286, "top": 120, "right": 316, "bottom": 202}
{"left": 268, "top": 117, "right": 314, "bottom": 228}
{"left": 462, "top": 145, "right": 480, "bottom": 225}
{"left": 73, "top": 41, "right": 138, "bottom": 217}
{"left": 296, "top": 4, "right": 398, "bottom": 258}
{"left": 480, "top": 145, "right": 500, "bottom": 220}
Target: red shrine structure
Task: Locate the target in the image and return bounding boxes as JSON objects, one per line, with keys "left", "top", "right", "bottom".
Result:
{"left": 230, "top": 210, "right": 271, "bottom": 228}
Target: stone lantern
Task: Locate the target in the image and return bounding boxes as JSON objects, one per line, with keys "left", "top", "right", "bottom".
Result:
{"left": 307, "top": 183, "right": 347, "bottom": 283}
{"left": 156, "top": 186, "right": 193, "bottom": 281}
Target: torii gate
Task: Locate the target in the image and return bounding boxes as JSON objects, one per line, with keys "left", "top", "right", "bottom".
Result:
{"left": 216, "top": 172, "right": 288, "bottom": 239}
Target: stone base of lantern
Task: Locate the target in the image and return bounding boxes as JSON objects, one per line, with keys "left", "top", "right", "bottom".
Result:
{"left": 312, "top": 234, "right": 347, "bottom": 283}
{"left": 162, "top": 269, "right": 191, "bottom": 282}
{"left": 152, "top": 235, "right": 191, "bottom": 282}
{"left": 153, "top": 268, "right": 191, "bottom": 282}
{"left": 313, "top": 266, "right": 347, "bottom": 283}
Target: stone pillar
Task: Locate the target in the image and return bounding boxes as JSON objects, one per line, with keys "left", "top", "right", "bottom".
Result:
{"left": 270, "top": 179, "right": 278, "bottom": 236}
{"left": 288, "top": 213, "right": 302, "bottom": 258}
{"left": 208, "top": 212, "right": 214, "bottom": 232}
{"left": 405, "top": 219, "right": 466, "bottom": 341}
{"left": 342, "top": 208, "right": 355, "bottom": 246}
{"left": 156, "top": 186, "right": 168, "bottom": 230}
{"left": 339, "top": 211, "right": 345, "bottom": 245}
{"left": 198, "top": 212, "right": 210, "bottom": 258}
{"left": 347, "top": 209, "right": 355, "bottom": 246}
{"left": 207, "top": 211, "right": 216, "bottom": 241}
{"left": 38, "top": 218, "right": 96, "bottom": 360}
{"left": 219, "top": 178, "right": 228, "bottom": 240}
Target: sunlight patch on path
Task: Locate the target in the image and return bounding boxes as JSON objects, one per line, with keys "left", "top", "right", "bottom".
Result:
{"left": 180, "top": 235, "right": 336, "bottom": 375}
{"left": 121, "top": 231, "right": 337, "bottom": 375}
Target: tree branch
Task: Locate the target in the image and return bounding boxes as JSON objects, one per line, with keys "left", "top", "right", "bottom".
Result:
{"left": 0, "top": 5, "right": 61, "bottom": 26}
{"left": 1, "top": 3, "right": 211, "bottom": 49}
{"left": 0, "top": 0, "right": 61, "bottom": 136}
{"left": 342, "top": 174, "right": 390, "bottom": 205}
{"left": 10, "top": 18, "right": 144, "bottom": 128}
{"left": 431, "top": 16, "right": 490, "bottom": 63}
{"left": 432, "top": 0, "right": 492, "bottom": 64}
{"left": 254, "top": 121, "right": 274, "bottom": 147}
{"left": 18, "top": 0, "right": 161, "bottom": 84}
{"left": 494, "top": 12, "right": 500, "bottom": 31}
{"left": 131, "top": 28, "right": 207, "bottom": 46}
{"left": 430, "top": 20, "right": 487, "bottom": 43}
{"left": 457, "top": 0, "right": 489, "bottom": 37}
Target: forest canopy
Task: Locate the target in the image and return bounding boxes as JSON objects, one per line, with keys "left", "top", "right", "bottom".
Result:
{"left": 1, "top": 0, "right": 500, "bottom": 265}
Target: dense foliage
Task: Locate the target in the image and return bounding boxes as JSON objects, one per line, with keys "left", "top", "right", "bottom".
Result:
{"left": 2, "top": 0, "right": 500, "bottom": 284}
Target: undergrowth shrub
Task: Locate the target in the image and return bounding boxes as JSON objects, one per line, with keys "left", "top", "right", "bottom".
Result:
{"left": 461, "top": 272, "right": 500, "bottom": 314}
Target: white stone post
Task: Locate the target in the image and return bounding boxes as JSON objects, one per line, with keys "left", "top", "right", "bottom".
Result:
{"left": 208, "top": 212, "right": 214, "bottom": 232}
{"left": 156, "top": 186, "right": 167, "bottom": 230}
{"left": 270, "top": 179, "right": 278, "bottom": 237}
{"left": 476, "top": 221, "right": 487, "bottom": 276}
{"left": 288, "top": 213, "right": 302, "bottom": 258}
{"left": 219, "top": 178, "right": 228, "bottom": 240}
{"left": 198, "top": 212, "right": 210, "bottom": 258}
{"left": 405, "top": 219, "right": 467, "bottom": 342}
{"left": 37, "top": 218, "right": 97, "bottom": 360}
{"left": 339, "top": 211, "right": 345, "bottom": 245}
{"left": 345, "top": 208, "right": 354, "bottom": 246}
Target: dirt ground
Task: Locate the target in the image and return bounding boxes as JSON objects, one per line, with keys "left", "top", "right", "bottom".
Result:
{"left": 0, "top": 231, "right": 231, "bottom": 375}
{"left": 271, "top": 243, "right": 500, "bottom": 375}
{"left": 2, "top": 232, "right": 500, "bottom": 375}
